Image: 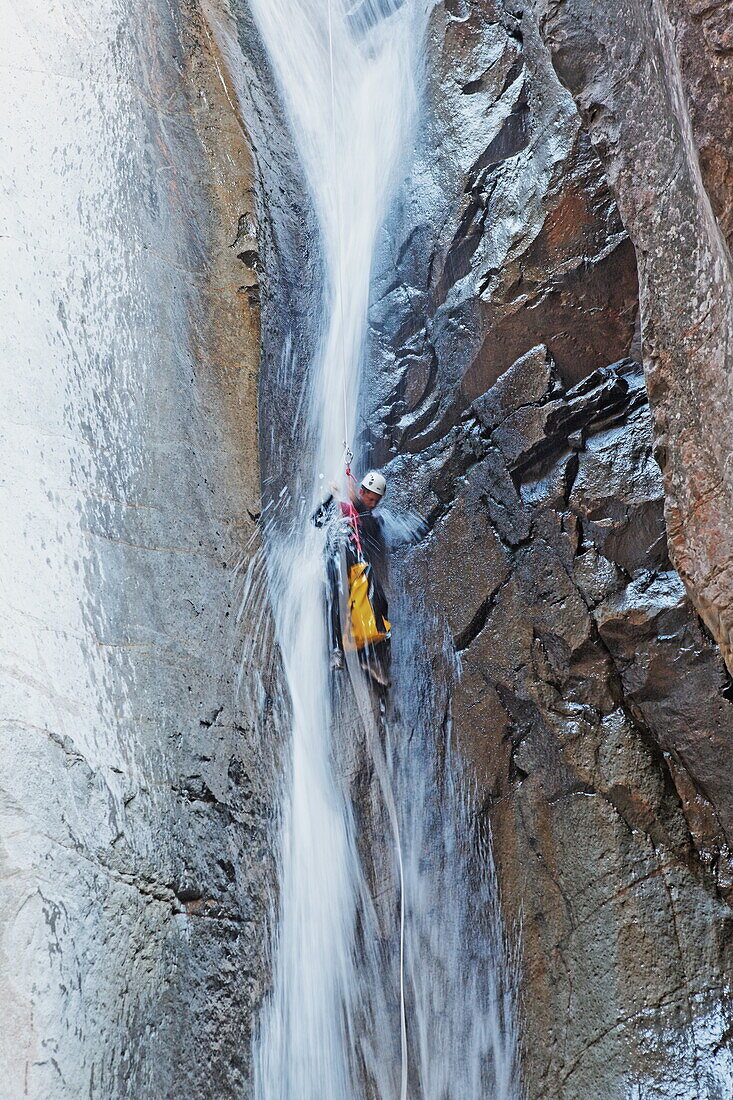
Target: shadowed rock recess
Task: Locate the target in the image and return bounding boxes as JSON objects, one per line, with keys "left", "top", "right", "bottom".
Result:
{"left": 357, "top": 1, "right": 733, "bottom": 1097}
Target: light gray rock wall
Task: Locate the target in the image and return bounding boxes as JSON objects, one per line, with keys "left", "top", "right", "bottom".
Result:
{"left": 1, "top": 2, "right": 269, "bottom": 1095}
{"left": 533, "top": 0, "right": 733, "bottom": 678}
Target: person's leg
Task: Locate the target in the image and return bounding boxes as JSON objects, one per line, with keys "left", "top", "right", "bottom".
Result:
{"left": 368, "top": 567, "right": 389, "bottom": 636}
{"left": 326, "top": 554, "right": 344, "bottom": 668}
{"left": 358, "top": 639, "right": 391, "bottom": 689}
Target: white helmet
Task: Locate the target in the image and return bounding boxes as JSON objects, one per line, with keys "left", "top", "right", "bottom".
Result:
{"left": 360, "top": 470, "right": 387, "bottom": 498}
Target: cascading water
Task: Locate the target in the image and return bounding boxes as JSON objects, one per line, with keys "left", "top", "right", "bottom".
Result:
{"left": 247, "top": 1, "right": 521, "bottom": 1095}
{"left": 248, "top": 2, "right": 424, "bottom": 1094}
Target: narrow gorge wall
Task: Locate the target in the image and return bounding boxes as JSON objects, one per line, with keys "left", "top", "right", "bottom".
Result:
{"left": 5, "top": 0, "right": 733, "bottom": 1096}
{"left": 534, "top": 0, "right": 733, "bottom": 674}
{"left": 361, "top": 1, "right": 733, "bottom": 1096}
{"left": 1, "top": 2, "right": 270, "bottom": 1095}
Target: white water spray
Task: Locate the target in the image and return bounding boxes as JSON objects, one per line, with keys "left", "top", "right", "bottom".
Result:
{"left": 248, "top": 2, "right": 426, "bottom": 1096}
{"left": 248, "top": 1, "right": 521, "bottom": 1096}
{"left": 249, "top": 0, "right": 422, "bottom": 478}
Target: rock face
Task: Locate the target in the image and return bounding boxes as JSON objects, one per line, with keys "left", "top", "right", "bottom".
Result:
{"left": 367, "top": 0, "right": 639, "bottom": 468}
{"left": 201, "top": 0, "right": 733, "bottom": 1091}
{"left": 1, "top": 2, "right": 270, "bottom": 1095}
{"left": 8, "top": 0, "right": 733, "bottom": 1094}
{"left": 361, "top": 1, "right": 733, "bottom": 1096}
{"left": 395, "top": 351, "right": 733, "bottom": 1096}
{"left": 533, "top": 0, "right": 733, "bottom": 678}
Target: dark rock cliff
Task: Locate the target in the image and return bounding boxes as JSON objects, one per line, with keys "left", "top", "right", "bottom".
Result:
{"left": 534, "top": 0, "right": 733, "bottom": 679}
{"left": 3, "top": 1, "right": 272, "bottom": 1094}
{"left": 359, "top": 1, "right": 733, "bottom": 1095}
{"left": 12, "top": 0, "right": 732, "bottom": 1089}
{"left": 180, "top": 0, "right": 733, "bottom": 1094}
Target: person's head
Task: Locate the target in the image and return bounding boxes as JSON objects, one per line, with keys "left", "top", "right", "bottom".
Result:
{"left": 359, "top": 470, "right": 386, "bottom": 510}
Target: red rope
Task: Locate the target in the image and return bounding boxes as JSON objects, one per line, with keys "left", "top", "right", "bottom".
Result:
{"left": 341, "top": 462, "right": 363, "bottom": 558}
{"left": 340, "top": 499, "right": 363, "bottom": 559}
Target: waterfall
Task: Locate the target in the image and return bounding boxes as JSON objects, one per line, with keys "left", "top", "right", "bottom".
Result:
{"left": 247, "top": 1, "right": 521, "bottom": 1096}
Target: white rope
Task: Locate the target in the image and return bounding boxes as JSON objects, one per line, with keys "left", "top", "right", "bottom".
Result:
{"left": 326, "top": 0, "right": 352, "bottom": 460}
{"left": 326, "top": 6, "right": 409, "bottom": 1095}
{"left": 347, "top": 659, "right": 409, "bottom": 1100}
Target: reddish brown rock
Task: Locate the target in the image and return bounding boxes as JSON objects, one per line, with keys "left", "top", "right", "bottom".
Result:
{"left": 533, "top": 0, "right": 733, "bottom": 676}
{"left": 391, "top": 350, "right": 733, "bottom": 1098}
{"left": 366, "top": 4, "right": 640, "bottom": 461}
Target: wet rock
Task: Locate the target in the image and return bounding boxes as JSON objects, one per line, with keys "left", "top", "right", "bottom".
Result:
{"left": 365, "top": 2, "right": 639, "bottom": 464}
{"left": 2, "top": 3, "right": 274, "bottom": 1096}
{"left": 595, "top": 572, "right": 733, "bottom": 846}
{"left": 231, "top": 0, "right": 733, "bottom": 1094}
{"left": 390, "top": 339, "right": 733, "bottom": 1094}
{"left": 533, "top": 0, "right": 733, "bottom": 677}
{"left": 471, "top": 343, "right": 559, "bottom": 431}
{"left": 419, "top": 494, "right": 511, "bottom": 643}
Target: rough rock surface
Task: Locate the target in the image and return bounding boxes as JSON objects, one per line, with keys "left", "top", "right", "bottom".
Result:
{"left": 366, "top": 0, "right": 639, "bottom": 468}
{"left": 533, "top": 0, "right": 733, "bottom": 678}
{"left": 395, "top": 352, "right": 733, "bottom": 1097}
{"left": 1, "top": 2, "right": 270, "bottom": 1095}
{"left": 11, "top": 0, "right": 732, "bottom": 1094}
{"left": 366, "top": 2, "right": 733, "bottom": 1096}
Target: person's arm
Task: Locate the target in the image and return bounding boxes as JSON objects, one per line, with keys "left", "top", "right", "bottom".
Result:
{"left": 311, "top": 494, "right": 334, "bottom": 528}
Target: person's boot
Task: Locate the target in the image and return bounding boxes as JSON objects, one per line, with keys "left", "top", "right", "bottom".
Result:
{"left": 358, "top": 648, "right": 390, "bottom": 689}
{"left": 367, "top": 661, "right": 390, "bottom": 689}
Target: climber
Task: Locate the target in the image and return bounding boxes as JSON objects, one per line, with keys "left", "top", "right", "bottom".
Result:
{"left": 312, "top": 469, "right": 391, "bottom": 687}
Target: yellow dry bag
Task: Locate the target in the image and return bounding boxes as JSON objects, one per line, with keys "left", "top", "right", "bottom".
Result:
{"left": 344, "top": 561, "right": 391, "bottom": 651}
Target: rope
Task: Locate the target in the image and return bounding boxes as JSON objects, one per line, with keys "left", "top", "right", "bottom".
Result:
{"left": 347, "top": 663, "right": 409, "bottom": 1100}
{"left": 325, "top": 8, "right": 409, "bottom": 1096}
{"left": 340, "top": 500, "right": 364, "bottom": 560}
{"left": 326, "top": 0, "right": 351, "bottom": 458}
